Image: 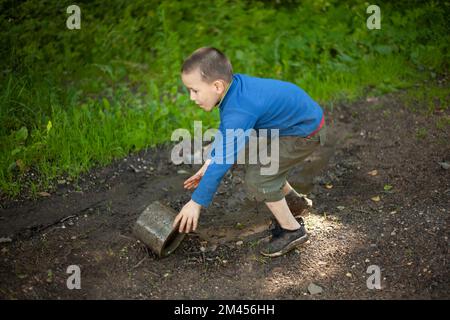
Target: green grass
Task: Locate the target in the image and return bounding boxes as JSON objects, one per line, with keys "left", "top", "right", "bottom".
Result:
{"left": 402, "top": 83, "right": 450, "bottom": 115}
{"left": 436, "top": 116, "right": 450, "bottom": 130}
{"left": 1, "top": 0, "right": 449, "bottom": 197}
{"left": 416, "top": 127, "right": 428, "bottom": 140}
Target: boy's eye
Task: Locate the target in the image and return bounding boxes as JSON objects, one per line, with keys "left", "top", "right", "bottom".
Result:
{"left": 190, "top": 89, "right": 198, "bottom": 94}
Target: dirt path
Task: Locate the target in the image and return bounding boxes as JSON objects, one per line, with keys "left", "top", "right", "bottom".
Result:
{"left": 0, "top": 88, "right": 449, "bottom": 299}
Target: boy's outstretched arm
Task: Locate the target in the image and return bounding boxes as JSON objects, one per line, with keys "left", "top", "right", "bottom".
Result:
{"left": 173, "top": 159, "right": 211, "bottom": 233}
{"left": 173, "top": 109, "right": 257, "bottom": 233}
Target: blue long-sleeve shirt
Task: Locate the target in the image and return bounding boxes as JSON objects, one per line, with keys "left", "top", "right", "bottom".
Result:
{"left": 191, "top": 73, "right": 324, "bottom": 207}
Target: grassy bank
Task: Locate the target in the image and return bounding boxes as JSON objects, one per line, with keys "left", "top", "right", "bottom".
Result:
{"left": 1, "top": 0, "right": 449, "bottom": 197}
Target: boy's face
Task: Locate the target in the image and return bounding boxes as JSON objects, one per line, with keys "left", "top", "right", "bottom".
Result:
{"left": 181, "top": 69, "right": 227, "bottom": 112}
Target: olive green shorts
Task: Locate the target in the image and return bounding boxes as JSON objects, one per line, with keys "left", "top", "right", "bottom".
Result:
{"left": 244, "top": 123, "right": 326, "bottom": 203}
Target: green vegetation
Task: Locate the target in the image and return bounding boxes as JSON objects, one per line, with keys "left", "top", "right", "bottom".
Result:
{"left": 1, "top": 0, "right": 449, "bottom": 197}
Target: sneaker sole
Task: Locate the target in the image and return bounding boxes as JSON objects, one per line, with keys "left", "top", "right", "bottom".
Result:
{"left": 260, "top": 233, "right": 309, "bottom": 258}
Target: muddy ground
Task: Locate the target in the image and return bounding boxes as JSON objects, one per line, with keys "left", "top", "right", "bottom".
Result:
{"left": 0, "top": 85, "right": 449, "bottom": 300}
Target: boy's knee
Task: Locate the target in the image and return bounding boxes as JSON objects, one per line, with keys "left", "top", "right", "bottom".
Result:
{"left": 244, "top": 173, "right": 285, "bottom": 203}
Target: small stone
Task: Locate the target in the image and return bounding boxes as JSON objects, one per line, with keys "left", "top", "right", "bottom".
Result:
{"left": 438, "top": 162, "right": 450, "bottom": 170}
{"left": 308, "top": 283, "right": 323, "bottom": 295}
{"left": 346, "top": 272, "right": 352, "bottom": 278}
{"left": 236, "top": 241, "right": 243, "bottom": 246}
{"left": 177, "top": 170, "right": 190, "bottom": 175}
{"left": 200, "top": 246, "right": 206, "bottom": 253}
{"left": 391, "top": 231, "right": 396, "bottom": 236}
{"left": 365, "top": 259, "right": 370, "bottom": 263}
{"left": 337, "top": 206, "right": 345, "bottom": 211}
{"left": 129, "top": 164, "right": 141, "bottom": 173}
{"left": 371, "top": 196, "right": 381, "bottom": 202}
{"left": 0, "top": 237, "right": 12, "bottom": 244}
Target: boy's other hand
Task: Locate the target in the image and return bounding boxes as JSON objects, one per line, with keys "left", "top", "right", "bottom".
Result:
{"left": 173, "top": 199, "right": 202, "bottom": 233}
{"left": 183, "top": 159, "right": 211, "bottom": 190}
{"left": 183, "top": 173, "right": 202, "bottom": 190}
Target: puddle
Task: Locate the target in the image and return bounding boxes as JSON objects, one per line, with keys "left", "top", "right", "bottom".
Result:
{"left": 196, "top": 203, "right": 273, "bottom": 245}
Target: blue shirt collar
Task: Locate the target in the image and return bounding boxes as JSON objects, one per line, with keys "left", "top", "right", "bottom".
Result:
{"left": 217, "top": 74, "right": 237, "bottom": 110}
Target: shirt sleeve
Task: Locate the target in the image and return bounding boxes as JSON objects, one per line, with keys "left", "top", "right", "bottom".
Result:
{"left": 205, "top": 123, "right": 224, "bottom": 160}
{"left": 191, "top": 109, "right": 257, "bottom": 207}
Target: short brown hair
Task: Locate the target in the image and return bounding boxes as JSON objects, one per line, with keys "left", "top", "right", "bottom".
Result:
{"left": 181, "top": 47, "right": 233, "bottom": 83}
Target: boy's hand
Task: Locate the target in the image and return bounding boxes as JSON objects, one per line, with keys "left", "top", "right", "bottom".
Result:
{"left": 173, "top": 199, "right": 202, "bottom": 233}
{"left": 184, "top": 159, "right": 211, "bottom": 190}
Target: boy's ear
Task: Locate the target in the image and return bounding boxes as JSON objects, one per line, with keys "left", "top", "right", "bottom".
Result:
{"left": 213, "top": 79, "right": 227, "bottom": 93}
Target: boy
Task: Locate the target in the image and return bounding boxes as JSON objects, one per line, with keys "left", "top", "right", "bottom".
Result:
{"left": 173, "top": 47, "right": 326, "bottom": 257}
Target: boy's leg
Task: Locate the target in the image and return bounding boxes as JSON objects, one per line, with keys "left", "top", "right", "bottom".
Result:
{"left": 282, "top": 181, "right": 313, "bottom": 216}
{"left": 245, "top": 135, "right": 321, "bottom": 218}
{"left": 265, "top": 198, "right": 300, "bottom": 230}
{"left": 262, "top": 197, "right": 309, "bottom": 257}
{"left": 282, "top": 181, "right": 293, "bottom": 195}
{"left": 245, "top": 131, "right": 325, "bottom": 257}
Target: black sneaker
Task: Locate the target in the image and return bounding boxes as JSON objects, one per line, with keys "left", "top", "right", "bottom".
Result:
{"left": 285, "top": 190, "right": 313, "bottom": 217}
{"left": 268, "top": 216, "right": 304, "bottom": 237}
{"left": 261, "top": 218, "right": 309, "bottom": 257}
